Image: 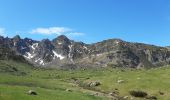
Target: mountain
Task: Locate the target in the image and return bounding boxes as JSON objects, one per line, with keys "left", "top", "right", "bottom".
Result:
{"left": 0, "top": 36, "right": 26, "bottom": 62}
{"left": 0, "top": 35, "right": 170, "bottom": 69}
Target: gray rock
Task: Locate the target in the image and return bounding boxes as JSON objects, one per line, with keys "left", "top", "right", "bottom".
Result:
{"left": 123, "top": 96, "right": 129, "bottom": 99}
{"left": 65, "top": 89, "right": 72, "bottom": 92}
{"left": 117, "top": 80, "right": 124, "bottom": 83}
{"left": 27, "top": 90, "right": 37, "bottom": 95}
{"left": 88, "top": 81, "right": 101, "bottom": 87}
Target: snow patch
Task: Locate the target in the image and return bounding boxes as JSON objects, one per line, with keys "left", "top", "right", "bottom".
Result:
{"left": 14, "top": 42, "right": 17, "bottom": 46}
{"left": 58, "top": 42, "right": 62, "bottom": 45}
{"left": 52, "top": 50, "right": 65, "bottom": 60}
{"left": 31, "top": 43, "right": 38, "bottom": 50}
{"left": 97, "top": 54, "right": 103, "bottom": 56}
{"left": 35, "top": 58, "right": 41, "bottom": 62}
{"left": 68, "top": 45, "right": 73, "bottom": 62}
{"left": 68, "top": 45, "right": 73, "bottom": 58}
{"left": 115, "top": 41, "right": 119, "bottom": 44}
{"left": 68, "top": 45, "right": 73, "bottom": 49}
{"left": 83, "top": 46, "right": 87, "bottom": 50}
{"left": 39, "top": 59, "right": 45, "bottom": 65}
{"left": 24, "top": 52, "right": 36, "bottom": 59}
{"left": 34, "top": 58, "right": 45, "bottom": 65}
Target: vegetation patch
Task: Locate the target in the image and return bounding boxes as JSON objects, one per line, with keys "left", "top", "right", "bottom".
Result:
{"left": 0, "top": 60, "right": 170, "bottom": 100}
{"left": 129, "top": 90, "right": 148, "bottom": 97}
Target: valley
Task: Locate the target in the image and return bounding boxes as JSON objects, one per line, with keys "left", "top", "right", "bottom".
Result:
{"left": 1, "top": 35, "right": 170, "bottom": 100}
{"left": 0, "top": 60, "right": 170, "bottom": 100}
{"left": 1, "top": 0, "right": 170, "bottom": 100}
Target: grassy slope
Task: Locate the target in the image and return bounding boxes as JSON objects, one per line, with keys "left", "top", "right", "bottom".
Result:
{"left": 0, "top": 60, "right": 170, "bottom": 100}
{"left": 0, "top": 60, "right": 105, "bottom": 100}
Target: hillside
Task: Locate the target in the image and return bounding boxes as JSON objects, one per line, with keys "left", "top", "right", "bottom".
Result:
{"left": 1, "top": 0, "right": 170, "bottom": 100}
{"left": 0, "top": 35, "right": 170, "bottom": 69}
{"left": 0, "top": 35, "right": 170, "bottom": 99}
{"left": 0, "top": 61, "right": 170, "bottom": 100}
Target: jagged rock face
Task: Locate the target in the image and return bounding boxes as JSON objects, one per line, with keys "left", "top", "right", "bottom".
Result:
{"left": 126, "top": 43, "right": 170, "bottom": 67}
{"left": 0, "top": 35, "right": 170, "bottom": 68}
{"left": 106, "top": 50, "right": 140, "bottom": 67}
{"left": 52, "top": 35, "right": 71, "bottom": 56}
{"left": 0, "top": 36, "right": 25, "bottom": 62}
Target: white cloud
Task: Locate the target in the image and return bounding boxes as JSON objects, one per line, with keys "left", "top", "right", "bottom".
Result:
{"left": 29, "top": 26, "right": 85, "bottom": 39}
{"left": 67, "top": 32, "right": 84, "bottom": 36}
{"left": 0, "top": 28, "right": 5, "bottom": 36}
{"left": 30, "top": 27, "right": 71, "bottom": 35}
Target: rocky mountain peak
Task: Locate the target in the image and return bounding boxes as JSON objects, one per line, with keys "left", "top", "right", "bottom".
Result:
{"left": 13, "top": 35, "right": 21, "bottom": 41}
{"left": 40, "top": 39, "right": 54, "bottom": 50}
{"left": 57, "top": 35, "right": 69, "bottom": 40}
{"left": 0, "top": 35, "right": 170, "bottom": 68}
{"left": 52, "top": 35, "right": 71, "bottom": 45}
{"left": 41, "top": 39, "right": 51, "bottom": 46}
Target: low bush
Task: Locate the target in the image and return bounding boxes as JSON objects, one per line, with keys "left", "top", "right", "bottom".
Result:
{"left": 129, "top": 90, "right": 147, "bottom": 97}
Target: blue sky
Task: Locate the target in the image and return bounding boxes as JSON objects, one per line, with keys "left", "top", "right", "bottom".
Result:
{"left": 0, "top": 0, "right": 170, "bottom": 46}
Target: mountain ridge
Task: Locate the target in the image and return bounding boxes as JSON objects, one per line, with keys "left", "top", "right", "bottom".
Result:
{"left": 0, "top": 35, "right": 170, "bottom": 69}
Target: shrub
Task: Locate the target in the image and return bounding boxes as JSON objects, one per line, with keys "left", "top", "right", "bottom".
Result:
{"left": 129, "top": 90, "right": 147, "bottom": 97}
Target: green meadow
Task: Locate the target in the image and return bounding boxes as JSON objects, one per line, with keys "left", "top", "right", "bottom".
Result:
{"left": 0, "top": 60, "right": 170, "bottom": 100}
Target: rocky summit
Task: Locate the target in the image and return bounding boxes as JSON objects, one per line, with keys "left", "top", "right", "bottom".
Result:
{"left": 0, "top": 35, "right": 170, "bottom": 69}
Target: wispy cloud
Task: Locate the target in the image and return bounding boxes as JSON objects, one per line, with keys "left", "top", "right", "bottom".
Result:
{"left": 29, "top": 26, "right": 85, "bottom": 38}
{"left": 30, "top": 27, "right": 71, "bottom": 35}
{"left": 67, "top": 32, "right": 85, "bottom": 36}
{"left": 0, "top": 28, "right": 6, "bottom": 36}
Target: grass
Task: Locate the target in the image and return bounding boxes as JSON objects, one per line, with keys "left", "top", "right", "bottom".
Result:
{"left": 0, "top": 84, "right": 101, "bottom": 100}
{"left": 0, "top": 60, "right": 170, "bottom": 99}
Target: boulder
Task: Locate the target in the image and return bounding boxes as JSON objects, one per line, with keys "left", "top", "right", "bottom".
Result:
{"left": 123, "top": 96, "right": 129, "bottom": 99}
{"left": 117, "top": 80, "right": 124, "bottom": 83}
{"left": 109, "top": 92, "right": 118, "bottom": 96}
{"left": 65, "top": 89, "right": 72, "bottom": 92}
{"left": 27, "top": 90, "right": 37, "bottom": 95}
{"left": 88, "top": 81, "right": 101, "bottom": 87}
